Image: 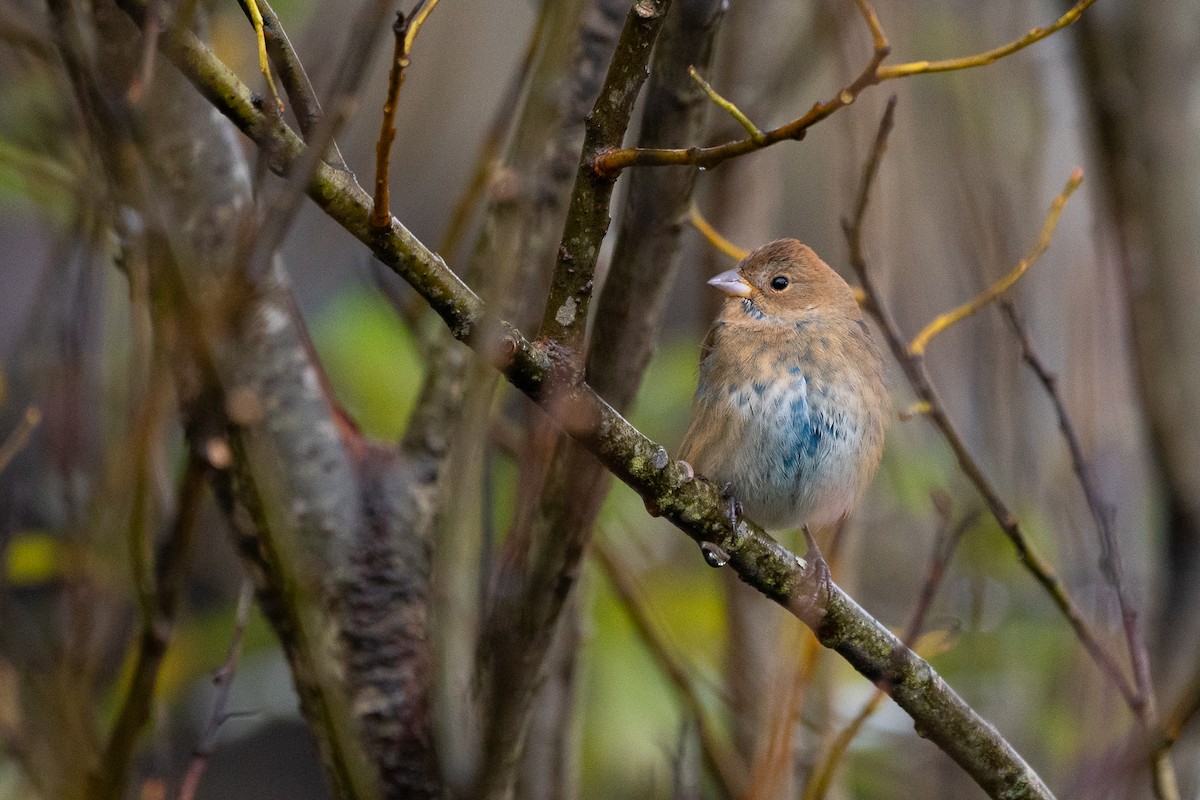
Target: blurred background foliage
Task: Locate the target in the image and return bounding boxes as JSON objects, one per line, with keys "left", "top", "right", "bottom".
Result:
{"left": 0, "top": 0, "right": 1197, "bottom": 798}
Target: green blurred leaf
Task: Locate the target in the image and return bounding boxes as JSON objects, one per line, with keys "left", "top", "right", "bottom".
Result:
{"left": 310, "top": 286, "right": 424, "bottom": 440}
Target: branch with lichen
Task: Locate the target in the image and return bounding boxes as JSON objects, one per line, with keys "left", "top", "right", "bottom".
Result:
{"left": 110, "top": 3, "right": 1057, "bottom": 796}
{"left": 595, "top": 0, "right": 1097, "bottom": 175}
{"left": 534, "top": 0, "right": 671, "bottom": 362}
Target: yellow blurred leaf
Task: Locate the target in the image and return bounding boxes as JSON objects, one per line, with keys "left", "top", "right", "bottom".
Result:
{"left": 912, "top": 628, "right": 959, "bottom": 659}
{"left": 5, "top": 531, "right": 63, "bottom": 585}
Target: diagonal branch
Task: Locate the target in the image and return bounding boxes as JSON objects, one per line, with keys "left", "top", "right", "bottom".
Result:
{"left": 843, "top": 97, "right": 1139, "bottom": 713}
{"left": 909, "top": 171, "right": 1083, "bottom": 356}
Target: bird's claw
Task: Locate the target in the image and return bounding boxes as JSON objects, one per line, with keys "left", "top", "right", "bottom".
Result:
{"left": 718, "top": 483, "right": 744, "bottom": 538}
{"left": 678, "top": 460, "right": 695, "bottom": 480}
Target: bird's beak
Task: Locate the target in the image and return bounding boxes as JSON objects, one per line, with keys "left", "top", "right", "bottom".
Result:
{"left": 707, "top": 270, "right": 753, "bottom": 298}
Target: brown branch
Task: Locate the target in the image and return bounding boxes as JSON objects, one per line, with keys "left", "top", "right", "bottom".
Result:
{"left": 178, "top": 579, "right": 255, "bottom": 800}
{"left": 843, "top": 97, "right": 1140, "bottom": 713}
{"left": 1002, "top": 302, "right": 1176, "bottom": 797}
{"left": 594, "top": 0, "right": 1096, "bottom": 176}
{"left": 534, "top": 0, "right": 671, "bottom": 363}
{"left": 114, "top": 6, "right": 1058, "bottom": 796}
{"left": 370, "top": 2, "right": 439, "bottom": 229}
{"left": 595, "top": 538, "right": 744, "bottom": 798}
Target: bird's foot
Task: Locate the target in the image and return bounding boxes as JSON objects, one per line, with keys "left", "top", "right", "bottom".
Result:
{"left": 678, "top": 460, "right": 694, "bottom": 480}
{"left": 796, "top": 524, "right": 832, "bottom": 609}
{"left": 719, "top": 484, "right": 743, "bottom": 537}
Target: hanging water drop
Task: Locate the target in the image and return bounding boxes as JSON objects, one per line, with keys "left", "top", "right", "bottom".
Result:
{"left": 700, "top": 541, "right": 730, "bottom": 568}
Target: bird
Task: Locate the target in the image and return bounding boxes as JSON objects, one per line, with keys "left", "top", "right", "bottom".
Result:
{"left": 678, "top": 238, "right": 887, "bottom": 535}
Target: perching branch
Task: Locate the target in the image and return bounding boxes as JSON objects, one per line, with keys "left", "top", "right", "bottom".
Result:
{"left": 112, "top": 4, "right": 1057, "bottom": 796}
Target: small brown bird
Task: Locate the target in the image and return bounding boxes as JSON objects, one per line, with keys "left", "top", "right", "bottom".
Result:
{"left": 678, "top": 239, "right": 887, "bottom": 532}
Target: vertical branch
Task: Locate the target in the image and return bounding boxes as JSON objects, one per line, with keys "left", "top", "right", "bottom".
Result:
{"left": 843, "top": 98, "right": 1141, "bottom": 714}
{"left": 477, "top": 2, "right": 723, "bottom": 798}
{"left": 178, "top": 580, "right": 255, "bottom": 800}
{"left": 370, "top": 1, "right": 440, "bottom": 228}
{"left": 534, "top": 0, "right": 672, "bottom": 365}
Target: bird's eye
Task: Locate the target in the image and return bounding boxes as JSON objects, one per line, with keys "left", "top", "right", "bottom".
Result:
{"left": 770, "top": 275, "right": 790, "bottom": 291}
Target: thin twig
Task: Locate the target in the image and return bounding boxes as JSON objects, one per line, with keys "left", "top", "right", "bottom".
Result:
{"left": 843, "top": 98, "right": 1140, "bottom": 712}
{"left": 688, "top": 65, "right": 763, "bottom": 144}
{"left": 909, "top": 170, "right": 1083, "bottom": 356}
{"left": 877, "top": 0, "right": 1098, "bottom": 80}
{"left": 595, "top": 538, "right": 744, "bottom": 798}
{"left": 370, "top": 0, "right": 440, "bottom": 228}
{"left": 126, "top": 0, "right": 160, "bottom": 104}
{"left": 92, "top": 449, "right": 208, "bottom": 800}
{"left": 244, "top": 0, "right": 284, "bottom": 113}
{"left": 253, "top": 0, "right": 347, "bottom": 169}
{"left": 689, "top": 204, "right": 747, "bottom": 261}
{"left": 178, "top": 579, "right": 256, "bottom": 800}
{"left": 595, "top": 0, "right": 1096, "bottom": 175}
{"left": 803, "top": 502, "right": 974, "bottom": 800}
{"left": 0, "top": 406, "right": 41, "bottom": 474}
{"left": 1002, "top": 302, "right": 1176, "bottom": 798}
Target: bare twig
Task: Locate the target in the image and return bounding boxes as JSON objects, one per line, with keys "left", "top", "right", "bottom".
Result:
{"left": 595, "top": 538, "right": 744, "bottom": 797}
{"left": 803, "top": 502, "right": 975, "bottom": 800}
{"left": 178, "top": 579, "right": 256, "bottom": 800}
{"left": 370, "top": 1, "right": 440, "bottom": 228}
{"left": 1002, "top": 303, "right": 1176, "bottom": 797}
{"left": 877, "top": 0, "right": 1098, "bottom": 80}
{"left": 252, "top": 0, "right": 347, "bottom": 170}
{"left": 688, "top": 65, "right": 763, "bottom": 144}
{"left": 126, "top": 0, "right": 160, "bottom": 104}
{"left": 689, "top": 204, "right": 747, "bottom": 261}
{"left": 843, "top": 97, "right": 1140, "bottom": 713}
{"left": 91, "top": 450, "right": 208, "bottom": 800}
{"left": 0, "top": 406, "right": 41, "bottom": 474}
{"left": 243, "top": 0, "right": 283, "bottom": 113}
{"left": 595, "top": 0, "right": 1097, "bottom": 175}
{"left": 909, "top": 171, "right": 1083, "bottom": 356}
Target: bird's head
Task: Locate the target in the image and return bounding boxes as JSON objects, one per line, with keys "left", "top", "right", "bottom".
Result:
{"left": 708, "top": 238, "right": 859, "bottom": 321}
